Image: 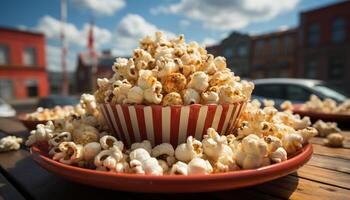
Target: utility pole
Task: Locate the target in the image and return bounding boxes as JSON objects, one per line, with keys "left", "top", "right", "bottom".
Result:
{"left": 61, "top": 0, "right": 68, "bottom": 95}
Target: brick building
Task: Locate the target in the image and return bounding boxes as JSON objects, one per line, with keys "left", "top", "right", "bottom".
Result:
{"left": 298, "top": 1, "right": 350, "bottom": 89}
{"left": 250, "top": 28, "right": 298, "bottom": 79}
{"left": 0, "top": 27, "right": 48, "bottom": 100}
{"left": 75, "top": 50, "right": 115, "bottom": 93}
{"left": 207, "top": 32, "right": 251, "bottom": 77}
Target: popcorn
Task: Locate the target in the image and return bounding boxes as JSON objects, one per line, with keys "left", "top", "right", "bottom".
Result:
{"left": 213, "top": 155, "right": 239, "bottom": 173}
{"left": 48, "top": 132, "right": 72, "bottom": 147}
{"left": 125, "top": 86, "right": 144, "bottom": 104}
{"left": 182, "top": 88, "right": 200, "bottom": 105}
{"left": 0, "top": 136, "right": 23, "bottom": 152}
{"left": 300, "top": 95, "right": 349, "bottom": 114}
{"left": 83, "top": 142, "right": 101, "bottom": 161}
{"left": 26, "top": 121, "right": 55, "bottom": 146}
{"left": 187, "top": 72, "right": 209, "bottom": 92}
{"left": 265, "top": 136, "right": 287, "bottom": 163}
{"left": 137, "top": 69, "right": 157, "bottom": 90}
{"left": 170, "top": 161, "right": 188, "bottom": 175}
{"left": 130, "top": 148, "right": 151, "bottom": 163}
{"left": 94, "top": 145, "right": 128, "bottom": 172}
{"left": 280, "top": 100, "right": 293, "bottom": 110}
{"left": 129, "top": 148, "right": 163, "bottom": 175}
{"left": 162, "top": 92, "right": 183, "bottom": 106}
{"left": 143, "top": 81, "right": 163, "bottom": 104}
{"left": 94, "top": 32, "right": 253, "bottom": 106}
{"left": 313, "top": 120, "right": 341, "bottom": 137}
{"left": 297, "top": 127, "right": 318, "bottom": 144}
{"left": 175, "top": 136, "right": 203, "bottom": 163}
{"left": 281, "top": 133, "right": 303, "bottom": 154}
{"left": 130, "top": 140, "right": 152, "bottom": 154}
{"left": 99, "top": 135, "right": 124, "bottom": 151}
{"left": 163, "top": 73, "right": 187, "bottom": 93}
{"left": 142, "top": 157, "right": 163, "bottom": 175}
{"left": 235, "top": 134, "right": 268, "bottom": 169}
{"left": 323, "top": 133, "right": 344, "bottom": 147}
{"left": 188, "top": 158, "right": 213, "bottom": 175}
{"left": 72, "top": 124, "right": 99, "bottom": 145}
{"left": 53, "top": 142, "right": 84, "bottom": 165}
{"left": 202, "top": 128, "right": 232, "bottom": 160}
{"left": 151, "top": 143, "right": 176, "bottom": 166}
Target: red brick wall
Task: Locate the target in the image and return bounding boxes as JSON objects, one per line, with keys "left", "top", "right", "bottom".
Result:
{"left": 0, "top": 28, "right": 48, "bottom": 99}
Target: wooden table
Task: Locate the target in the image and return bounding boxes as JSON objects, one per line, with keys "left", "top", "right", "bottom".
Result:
{"left": 0, "top": 118, "right": 349, "bottom": 200}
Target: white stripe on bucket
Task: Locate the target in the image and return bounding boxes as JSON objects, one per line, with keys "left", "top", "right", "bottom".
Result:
{"left": 211, "top": 105, "right": 222, "bottom": 131}
{"left": 106, "top": 105, "right": 122, "bottom": 140}
{"left": 178, "top": 106, "right": 190, "bottom": 144}
{"left": 195, "top": 105, "right": 208, "bottom": 140}
{"left": 143, "top": 106, "right": 155, "bottom": 146}
{"left": 128, "top": 106, "right": 141, "bottom": 142}
{"left": 116, "top": 105, "right": 131, "bottom": 146}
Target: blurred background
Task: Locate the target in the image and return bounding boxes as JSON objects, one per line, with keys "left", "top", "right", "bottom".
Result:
{"left": 0, "top": 0, "right": 349, "bottom": 115}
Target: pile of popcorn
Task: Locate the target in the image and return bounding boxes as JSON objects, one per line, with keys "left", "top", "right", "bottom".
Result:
{"left": 25, "top": 98, "right": 317, "bottom": 175}
{"left": 94, "top": 32, "right": 254, "bottom": 106}
{"left": 300, "top": 95, "right": 350, "bottom": 114}
{"left": 26, "top": 105, "right": 84, "bottom": 121}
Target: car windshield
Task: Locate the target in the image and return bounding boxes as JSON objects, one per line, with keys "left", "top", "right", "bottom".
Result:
{"left": 313, "top": 84, "right": 347, "bottom": 102}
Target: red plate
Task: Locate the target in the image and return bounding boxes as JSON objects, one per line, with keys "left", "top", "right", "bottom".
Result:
{"left": 30, "top": 144, "right": 313, "bottom": 193}
{"left": 292, "top": 104, "right": 350, "bottom": 125}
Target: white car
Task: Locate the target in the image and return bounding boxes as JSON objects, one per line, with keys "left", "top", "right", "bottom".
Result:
{"left": 252, "top": 78, "right": 348, "bottom": 107}
{"left": 0, "top": 98, "right": 16, "bottom": 117}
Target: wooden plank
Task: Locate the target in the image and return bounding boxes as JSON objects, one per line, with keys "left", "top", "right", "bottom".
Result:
{"left": 293, "top": 164, "right": 350, "bottom": 189}
{"left": 251, "top": 175, "right": 350, "bottom": 200}
{"left": 312, "top": 144, "right": 350, "bottom": 160}
{"left": 0, "top": 172, "right": 26, "bottom": 200}
{"left": 306, "top": 154, "right": 350, "bottom": 174}
{"left": 0, "top": 118, "right": 27, "bottom": 134}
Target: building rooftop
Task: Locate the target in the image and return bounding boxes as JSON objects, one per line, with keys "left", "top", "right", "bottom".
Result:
{"left": 0, "top": 26, "right": 44, "bottom": 36}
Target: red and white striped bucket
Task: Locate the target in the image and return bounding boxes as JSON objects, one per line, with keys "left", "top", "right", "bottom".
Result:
{"left": 100, "top": 101, "right": 246, "bottom": 147}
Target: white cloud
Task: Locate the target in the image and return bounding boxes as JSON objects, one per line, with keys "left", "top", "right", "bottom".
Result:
{"left": 35, "top": 15, "right": 112, "bottom": 48}
{"left": 152, "top": 0, "right": 299, "bottom": 30}
{"left": 179, "top": 19, "right": 190, "bottom": 28}
{"left": 113, "top": 14, "right": 175, "bottom": 56}
{"left": 46, "top": 45, "right": 76, "bottom": 72}
{"left": 201, "top": 37, "right": 217, "bottom": 47}
{"left": 72, "top": 0, "right": 125, "bottom": 16}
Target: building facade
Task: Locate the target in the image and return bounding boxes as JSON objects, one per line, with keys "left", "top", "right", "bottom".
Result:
{"left": 0, "top": 27, "right": 48, "bottom": 100}
{"left": 298, "top": 1, "right": 350, "bottom": 90}
{"left": 75, "top": 50, "right": 115, "bottom": 94}
{"left": 207, "top": 32, "right": 251, "bottom": 78}
{"left": 250, "top": 28, "right": 298, "bottom": 79}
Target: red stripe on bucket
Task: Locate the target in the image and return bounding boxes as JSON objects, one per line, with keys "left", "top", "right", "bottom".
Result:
{"left": 170, "top": 106, "right": 181, "bottom": 147}
{"left": 186, "top": 104, "right": 201, "bottom": 138}
{"left": 111, "top": 105, "right": 127, "bottom": 143}
{"left": 152, "top": 106, "right": 163, "bottom": 145}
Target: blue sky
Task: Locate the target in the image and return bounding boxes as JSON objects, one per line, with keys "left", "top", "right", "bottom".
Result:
{"left": 0, "top": 0, "right": 341, "bottom": 71}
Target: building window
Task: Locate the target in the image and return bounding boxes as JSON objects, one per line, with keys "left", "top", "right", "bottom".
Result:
{"left": 270, "top": 38, "right": 279, "bottom": 56}
{"left": 0, "top": 44, "right": 10, "bottom": 65}
{"left": 26, "top": 80, "right": 38, "bottom": 97}
{"left": 308, "top": 23, "right": 320, "bottom": 46}
{"left": 328, "top": 56, "right": 345, "bottom": 80}
{"left": 255, "top": 40, "right": 264, "bottom": 57}
{"left": 0, "top": 79, "right": 13, "bottom": 99}
{"left": 284, "top": 36, "right": 293, "bottom": 54}
{"left": 305, "top": 59, "right": 318, "bottom": 79}
{"left": 331, "top": 18, "right": 346, "bottom": 44}
{"left": 223, "top": 47, "right": 232, "bottom": 58}
{"left": 23, "top": 47, "right": 37, "bottom": 66}
{"left": 237, "top": 44, "right": 248, "bottom": 57}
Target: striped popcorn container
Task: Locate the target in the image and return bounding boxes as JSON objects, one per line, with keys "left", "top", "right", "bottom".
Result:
{"left": 99, "top": 101, "right": 247, "bottom": 147}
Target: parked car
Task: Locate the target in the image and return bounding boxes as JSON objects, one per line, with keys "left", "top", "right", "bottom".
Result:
{"left": 0, "top": 98, "right": 16, "bottom": 117}
{"left": 37, "top": 95, "right": 79, "bottom": 108}
{"left": 252, "top": 78, "right": 348, "bottom": 107}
